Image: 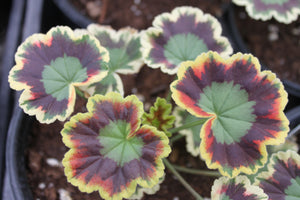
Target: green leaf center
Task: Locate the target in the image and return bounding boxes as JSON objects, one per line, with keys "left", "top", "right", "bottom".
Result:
{"left": 163, "top": 33, "right": 208, "bottom": 66}
{"left": 198, "top": 81, "right": 256, "bottom": 144}
{"left": 261, "top": 0, "right": 288, "bottom": 5}
{"left": 221, "top": 195, "right": 231, "bottom": 200}
{"left": 42, "top": 54, "right": 88, "bottom": 101}
{"left": 109, "top": 48, "right": 130, "bottom": 72}
{"left": 285, "top": 177, "right": 300, "bottom": 200}
{"left": 98, "top": 120, "right": 144, "bottom": 166}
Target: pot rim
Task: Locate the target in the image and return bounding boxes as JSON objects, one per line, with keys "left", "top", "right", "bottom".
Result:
{"left": 52, "top": 0, "right": 93, "bottom": 28}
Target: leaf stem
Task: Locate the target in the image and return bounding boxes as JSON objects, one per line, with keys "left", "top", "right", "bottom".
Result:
{"left": 99, "top": 0, "right": 108, "bottom": 23}
{"left": 163, "top": 159, "right": 203, "bottom": 200}
{"left": 166, "top": 90, "right": 172, "bottom": 103}
{"left": 169, "top": 118, "right": 207, "bottom": 134}
{"left": 75, "top": 87, "right": 87, "bottom": 100}
{"left": 173, "top": 164, "right": 221, "bottom": 177}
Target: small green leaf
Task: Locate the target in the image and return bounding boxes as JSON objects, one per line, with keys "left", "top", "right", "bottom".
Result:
{"left": 142, "top": 97, "right": 175, "bottom": 137}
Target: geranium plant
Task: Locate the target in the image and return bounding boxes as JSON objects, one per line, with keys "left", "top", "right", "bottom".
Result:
{"left": 8, "top": 5, "right": 300, "bottom": 200}
{"left": 232, "top": 0, "right": 300, "bottom": 24}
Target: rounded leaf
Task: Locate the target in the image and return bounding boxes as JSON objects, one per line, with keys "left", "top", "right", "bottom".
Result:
{"left": 141, "top": 6, "right": 233, "bottom": 74}
{"left": 171, "top": 51, "right": 289, "bottom": 177}
{"left": 233, "top": 0, "right": 300, "bottom": 24}
{"left": 8, "top": 26, "right": 109, "bottom": 123}
{"left": 62, "top": 92, "right": 171, "bottom": 200}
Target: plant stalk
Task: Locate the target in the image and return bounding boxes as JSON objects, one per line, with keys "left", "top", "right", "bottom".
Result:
{"left": 163, "top": 159, "right": 204, "bottom": 200}
{"left": 170, "top": 133, "right": 184, "bottom": 143}
{"left": 169, "top": 118, "right": 207, "bottom": 134}
{"left": 99, "top": 0, "right": 108, "bottom": 23}
{"left": 173, "top": 164, "right": 221, "bottom": 177}
{"left": 166, "top": 90, "right": 172, "bottom": 103}
{"left": 75, "top": 87, "right": 87, "bottom": 100}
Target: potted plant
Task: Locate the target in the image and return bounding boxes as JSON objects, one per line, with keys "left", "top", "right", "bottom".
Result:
{"left": 6, "top": 5, "right": 300, "bottom": 200}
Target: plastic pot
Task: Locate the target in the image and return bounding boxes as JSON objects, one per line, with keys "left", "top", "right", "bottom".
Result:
{"left": 52, "top": 0, "right": 93, "bottom": 28}
{"left": 0, "top": 0, "right": 25, "bottom": 197}
{"left": 2, "top": 0, "right": 43, "bottom": 199}
{"left": 5, "top": 108, "right": 34, "bottom": 200}
{"left": 224, "top": 4, "right": 300, "bottom": 98}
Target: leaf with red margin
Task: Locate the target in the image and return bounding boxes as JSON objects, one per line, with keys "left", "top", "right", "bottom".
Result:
{"left": 62, "top": 92, "right": 171, "bottom": 200}
{"left": 233, "top": 0, "right": 300, "bottom": 24}
{"left": 247, "top": 137, "right": 299, "bottom": 183}
{"left": 255, "top": 150, "right": 300, "bottom": 200}
{"left": 171, "top": 51, "right": 289, "bottom": 177}
{"left": 8, "top": 26, "right": 109, "bottom": 123}
{"left": 142, "top": 97, "right": 175, "bottom": 137}
{"left": 211, "top": 175, "right": 268, "bottom": 200}
{"left": 141, "top": 6, "right": 233, "bottom": 75}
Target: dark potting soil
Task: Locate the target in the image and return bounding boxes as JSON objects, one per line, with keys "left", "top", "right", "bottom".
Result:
{"left": 233, "top": 5, "right": 300, "bottom": 84}
{"left": 69, "top": 0, "right": 230, "bottom": 29}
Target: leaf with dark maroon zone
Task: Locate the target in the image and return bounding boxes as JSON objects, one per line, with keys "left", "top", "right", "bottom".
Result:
{"left": 171, "top": 51, "right": 289, "bottom": 177}
{"left": 141, "top": 6, "right": 233, "bottom": 75}
{"left": 86, "top": 24, "right": 143, "bottom": 74}
{"left": 255, "top": 150, "right": 300, "bottom": 200}
{"left": 173, "top": 106, "right": 204, "bottom": 157}
{"left": 62, "top": 92, "right": 171, "bottom": 200}
{"left": 247, "top": 137, "right": 299, "bottom": 183}
{"left": 233, "top": 0, "right": 300, "bottom": 24}
{"left": 142, "top": 97, "right": 175, "bottom": 137}
{"left": 211, "top": 175, "right": 268, "bottom": 200}
{"left": 8, "top": 26, "right": 109, "bottom": 123}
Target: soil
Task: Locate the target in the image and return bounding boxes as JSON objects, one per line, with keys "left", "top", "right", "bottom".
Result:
{"left": 233, "top": 5, "right": 300, "bottom": 85}
{"left": 70, "top": 0, "right": 230, "bottom": 30}
{"left": 25, "top": 1, "right": 231, "bottom": 199}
